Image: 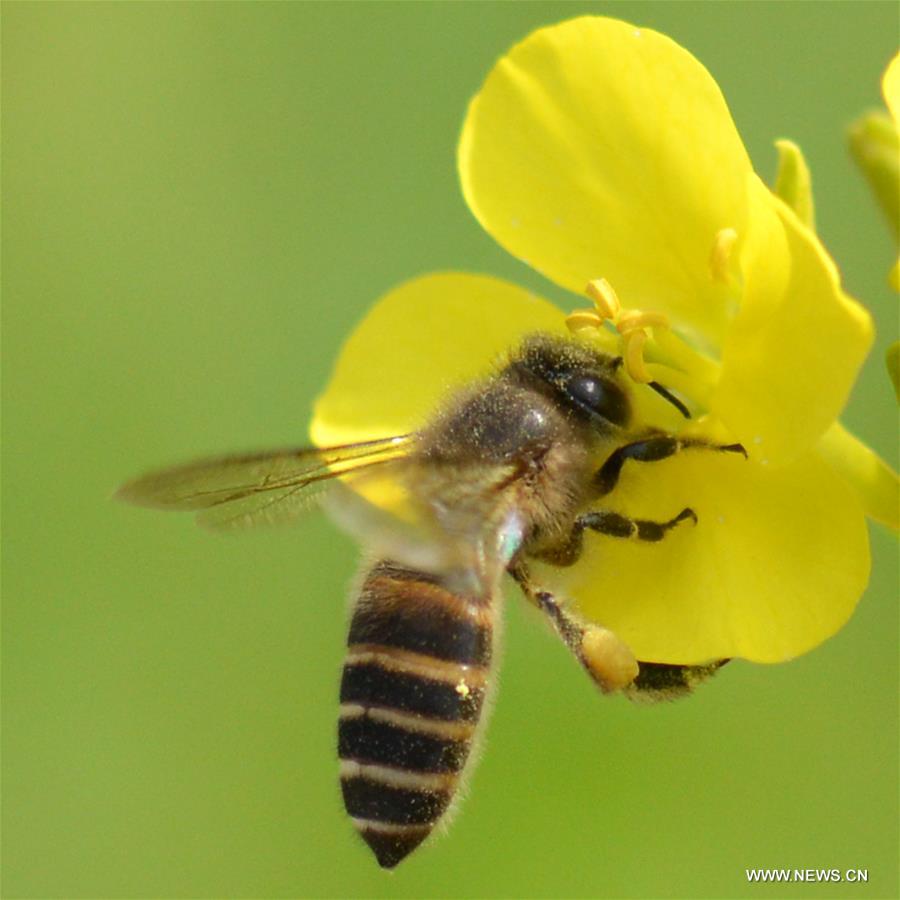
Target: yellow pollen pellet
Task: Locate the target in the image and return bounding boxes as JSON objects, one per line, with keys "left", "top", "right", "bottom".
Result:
{"left": 455, "top": 680, "right": 470, "bottom": 698}
{"left": 580, "top": 627, "right": 639, "bottom": 693}
{"left": 585, "top": 278, "right": 621, "bottom": 319}
{"left": 710, "top": 227, "right": 739, "bottom": 283}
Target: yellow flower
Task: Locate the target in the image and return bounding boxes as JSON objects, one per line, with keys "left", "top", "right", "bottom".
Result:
{"left": 848, "top": 52, "right": 899, "bottom": 286}
{"left": 849, "top": 51, "right": 900, "bottom": 394}
{"left": 311, "top": 18, "right": 898, "bottom": 665}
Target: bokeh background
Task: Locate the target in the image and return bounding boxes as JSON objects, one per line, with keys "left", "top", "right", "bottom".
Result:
{"left": 4, "top": 3, "right": 898, "bottom": 898}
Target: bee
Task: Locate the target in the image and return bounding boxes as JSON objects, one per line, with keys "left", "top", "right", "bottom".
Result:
{"left": 117, "top": 333, "right": 744, "bottom": 868}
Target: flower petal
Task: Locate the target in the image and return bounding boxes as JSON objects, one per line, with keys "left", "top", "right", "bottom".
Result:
{"left": 310, "top": 272, "right": 565, "bottom": 446}
{"left": 458, "top": 16, "right": 753, "bottom": 344}
{"left": 536, "top": 447, "right": 870, "bottom": 664}
{"left": 888, "top": 340, "right": 900, "bottom": 400}
{"left": 712, "top": 176, "right": 874, "bottom": 464}
{"left": 817, "top": 421, "right": 899, "bottom": 529}
{"left": 847, "top": 110, "right": 899, "bottom": 241}
{"left": 883, "top": 52, "right": 900, "bottom": 122}
{"left": 773, "top": 139, "right": 815, "bottom": 230}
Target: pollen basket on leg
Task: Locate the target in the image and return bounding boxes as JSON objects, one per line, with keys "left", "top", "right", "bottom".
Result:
{"left": 338, "top": 560, "right": 495, "bottom": 868}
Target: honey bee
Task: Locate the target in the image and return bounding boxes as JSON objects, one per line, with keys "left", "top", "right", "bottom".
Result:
{"left": 117, "top": 333, "right": 744, "bottom": 868}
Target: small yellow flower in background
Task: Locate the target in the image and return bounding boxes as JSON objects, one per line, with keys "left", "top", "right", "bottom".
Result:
{"left": 849, "top": 53, "right": 899, "bottom": 273}
{"left": 849, "top": 52, "right": 900, "bottom": 395}
{"left": 312, "top": 18, "right": 898, "bottom": 666}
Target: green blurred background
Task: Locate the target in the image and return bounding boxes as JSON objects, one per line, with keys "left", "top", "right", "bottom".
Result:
{"left": 4, "top": 3, "right": 897, "bottom": 898}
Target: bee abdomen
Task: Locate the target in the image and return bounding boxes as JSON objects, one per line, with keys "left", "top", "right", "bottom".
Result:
{"left": 338, "top": 561, "right": 493, "bottom": 868}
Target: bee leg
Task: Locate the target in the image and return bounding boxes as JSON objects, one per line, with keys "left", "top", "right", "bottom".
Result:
{"left": 593, "top": 435, "right": 746, "bottom": 496}
{"left": 510, "top": 563, "right": 730, "bottom": 700}
{"left": 509, "top": 563, "right": 638, "bottom": 693}
{"left": 580, "top": 507, "right": 698, "bottom": 542}
{"left": 624, "top": 659, "right": 731, "bottom": 703}
{"left": 538, "top": 507, "right": 698, "bottom": 567}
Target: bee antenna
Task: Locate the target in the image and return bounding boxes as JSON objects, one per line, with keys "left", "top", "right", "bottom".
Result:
{"left": 648, "top": 381, "right": 691, "bottom": 419}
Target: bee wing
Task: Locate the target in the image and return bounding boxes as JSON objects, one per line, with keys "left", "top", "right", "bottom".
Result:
{"left": 116, "top": 434, "right": 415, "bottom": 533}
{"left": 320, "top": 478, "right": 450, "bottom": 573}
{"left": 324, "top": 457, "right": 529, "bottom": 595}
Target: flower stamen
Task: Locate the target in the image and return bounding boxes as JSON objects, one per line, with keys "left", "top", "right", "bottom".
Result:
{"left": 567, "top": 278, "right": 724, "bottom": 413}
{"left": 709, "top": 227, "right": 739, "bottom": 283}
{"left": 617, "top": 310, "right": 671, "bottom": 334}
{"left": 585, "top": 278, "right": 621, "bottom": 319}
{"left": 623, "top": 329, "right": 652, "bottom": 383}
{"left": 582, "top": 282, "right": 674, "bottom": 385}
{"left": 565, "top": 308, "right": 606, "bottom": 332}
{"left": 571, "top": 280, "right": 678, "bottom": 385}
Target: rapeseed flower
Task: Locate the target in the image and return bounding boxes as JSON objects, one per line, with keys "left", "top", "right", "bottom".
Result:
{"left": 849, "top": 52, "right": 900, "bottom": 393}
{"left": 849, "top": 52, "right": 899, "bottom": 278}
{"left": 311, "top": 18, "right": 898, "bottom": 665}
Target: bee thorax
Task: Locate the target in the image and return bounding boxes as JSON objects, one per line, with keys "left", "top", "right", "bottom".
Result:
{"left": 413, "top": 378, "right": 595, "bottom": 557}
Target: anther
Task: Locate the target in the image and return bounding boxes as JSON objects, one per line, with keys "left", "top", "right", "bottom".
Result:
{"left": 585, "top": 278, "right": 621, "bottom": 319}
{"left": 565, "top": 308, "right": 605, "bottom": 333}
{"left": 623, "top": 330, "right": 652, "bottom": 383}
{"left": 709, "top": 227, "right": 738, "bottom": 283}
{"left": 581, "top": 278, "right": 693, "bottom": 393}
{"left": 616, "top": 310, "right": 670, "bottom": 334}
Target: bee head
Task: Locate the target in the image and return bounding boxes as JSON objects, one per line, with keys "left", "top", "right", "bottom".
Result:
{"left": 508, "top": 334, "right": 632, "bottom": 432}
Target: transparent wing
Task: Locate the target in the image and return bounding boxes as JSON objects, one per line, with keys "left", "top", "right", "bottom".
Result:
{"left": 116, "top": 434, "right": 414, "bottom": 533}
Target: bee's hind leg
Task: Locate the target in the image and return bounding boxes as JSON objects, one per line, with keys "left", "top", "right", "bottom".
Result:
{"left": 511, "top": 550, "right": 732, "bottom": 701}
{"left": 508, "top": 563, "right": 639, "bottom": 694}
{"left": 624, "top": 659, "right": 731, "bottom": 703}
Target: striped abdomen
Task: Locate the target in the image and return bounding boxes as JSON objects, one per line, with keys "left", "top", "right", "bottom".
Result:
{"left": 338, "top": 560, "right": 494, "bottom": 868}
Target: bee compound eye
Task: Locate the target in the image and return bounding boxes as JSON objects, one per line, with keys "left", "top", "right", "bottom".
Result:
{"left": 565, "top": 374, "right": 630, "bottom": 427}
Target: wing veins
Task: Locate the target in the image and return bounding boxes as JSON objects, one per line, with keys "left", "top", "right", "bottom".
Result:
{"left": 124, "top": 434, "right": 414, "bottom": 509}
{"left": 171, "top": 442, "right": 409, "bottom": 505}
{"left": 203, "top": 456, "right": 401, "bottom": 510}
